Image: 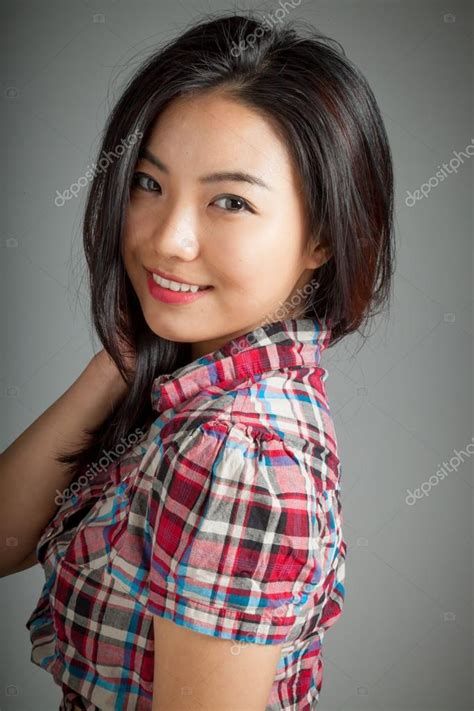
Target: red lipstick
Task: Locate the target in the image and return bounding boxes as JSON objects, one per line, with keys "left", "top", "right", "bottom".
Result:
{"left": 146, "top": 272, "right": 213, "bottom": 304}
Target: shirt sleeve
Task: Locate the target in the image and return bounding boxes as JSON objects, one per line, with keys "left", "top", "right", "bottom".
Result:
{"left": 141, "top": 419, "right": 340, "bottom": 646}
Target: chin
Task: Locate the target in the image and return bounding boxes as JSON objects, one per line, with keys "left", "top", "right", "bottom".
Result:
{"left": 141, "top": 313, "right": 199, "bottom": 344}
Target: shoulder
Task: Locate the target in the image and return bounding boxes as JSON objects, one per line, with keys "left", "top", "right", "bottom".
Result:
{"left": 150, "top": 375, "right": 341, "bottom": 491}
{"left": 143, "top": 418, "right": 339, "bottom": 622}
{"left": 147, "top": 417, "right": 299, "bottom": 499}
{"left": 144, "top": 416, "right": 340, "bottom": 571}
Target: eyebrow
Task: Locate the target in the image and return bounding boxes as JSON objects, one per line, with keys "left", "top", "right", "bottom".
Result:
{"left": 138, "top": 147, "right": 272, "bottom": 191}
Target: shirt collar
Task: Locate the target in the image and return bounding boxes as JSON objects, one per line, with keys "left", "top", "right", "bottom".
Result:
{"left": 151, "top": 317, "right": 331, "bottom": 414}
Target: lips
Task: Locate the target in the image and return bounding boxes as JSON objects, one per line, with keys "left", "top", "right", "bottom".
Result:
{"left": 146, "top": 273, "right": 213, "bottom": 304}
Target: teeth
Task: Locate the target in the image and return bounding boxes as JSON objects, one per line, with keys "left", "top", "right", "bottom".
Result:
{"left": 152, "top": 273, "right": 203, "bottom": 293}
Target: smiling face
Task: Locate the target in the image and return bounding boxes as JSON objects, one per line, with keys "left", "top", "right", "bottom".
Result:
{"left": 121, "top": 90, "right": 330, "bottom": 359}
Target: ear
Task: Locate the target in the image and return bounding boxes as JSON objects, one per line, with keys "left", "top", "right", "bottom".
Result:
{"left": 304, "top": 240, "right": 332, "bottom": 270}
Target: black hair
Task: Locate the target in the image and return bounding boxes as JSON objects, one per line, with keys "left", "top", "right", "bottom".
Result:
{"left": 57, "top": 10, "right": 395, "bottom": 482}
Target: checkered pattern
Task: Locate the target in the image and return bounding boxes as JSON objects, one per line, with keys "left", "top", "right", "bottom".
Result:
{"left": 26, "top": 318, "right": 347, "bottom": 710}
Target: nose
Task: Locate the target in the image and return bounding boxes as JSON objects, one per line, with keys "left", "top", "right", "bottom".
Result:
{"left": 149, "top": 203, "right": 200, "bottom": 260}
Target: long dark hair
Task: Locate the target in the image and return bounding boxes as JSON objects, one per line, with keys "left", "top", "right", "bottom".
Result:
{"left": 57, "top": 11, "right": 395, "bottom": 482}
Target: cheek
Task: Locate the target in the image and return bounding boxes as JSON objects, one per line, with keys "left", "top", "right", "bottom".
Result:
{"left": 123, "top": 211, "right": 138, "bottom": 244}
{"left": 121, "top": 209, "right": 148, "bottom": 262}
{"left": 120, "top": 234, "right": 135, "bottom": 274}
{"left": 210, "top": 239, "right": 265, "bottom": 290}
{"left": 211, "top": 243, "right": 281, "bottom": 307}
{"left": 213, "top": 228, "right": 298, "bottom": 289}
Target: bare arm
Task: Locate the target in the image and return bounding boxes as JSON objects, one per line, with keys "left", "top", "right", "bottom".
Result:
{"left": 0, "top": 351, "right": 129, "bottom": 577}
{"left": 152, "top": 616, "right": 281, "bottom": 711}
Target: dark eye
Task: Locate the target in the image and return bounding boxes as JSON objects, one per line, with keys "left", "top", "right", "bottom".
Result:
{"left": 131, "top": 171, "right": 161, "bottom": 192}
{"left": 213, "top": 195, "right": 253, "bottom": 213}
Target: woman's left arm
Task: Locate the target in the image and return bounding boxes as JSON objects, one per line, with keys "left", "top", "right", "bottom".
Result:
{"left": 151, "top": 615, "right": 282, "bottom": 711}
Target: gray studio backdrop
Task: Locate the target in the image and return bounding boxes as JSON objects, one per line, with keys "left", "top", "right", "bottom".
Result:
{"left": 1, "top": 1, "right": 472, "bottom": 710}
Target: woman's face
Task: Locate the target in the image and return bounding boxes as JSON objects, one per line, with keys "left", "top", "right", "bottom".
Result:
{"left": 121, "top": 90, "right": 329, "bottom": 359}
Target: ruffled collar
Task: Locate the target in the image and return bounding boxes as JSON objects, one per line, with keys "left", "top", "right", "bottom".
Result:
{"left": 151, "top": 318, "right": 331, "bottom": 414}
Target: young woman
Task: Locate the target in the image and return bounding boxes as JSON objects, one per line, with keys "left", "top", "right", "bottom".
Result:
{"left": 0, "top": 11, "right": 394, "bottom": 711}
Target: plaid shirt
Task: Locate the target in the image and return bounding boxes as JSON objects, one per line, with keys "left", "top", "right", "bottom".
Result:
{"left": 26, "top": 318, "right": 347, "bottom": 711}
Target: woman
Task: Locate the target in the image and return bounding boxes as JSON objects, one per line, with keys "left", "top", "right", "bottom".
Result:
{"left": 0, "top": 11, "right": 394, "bottom": 710}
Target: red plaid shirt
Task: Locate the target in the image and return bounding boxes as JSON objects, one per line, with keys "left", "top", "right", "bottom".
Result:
{"left": 26, "top": 318, "right": 347, "bottom": 710}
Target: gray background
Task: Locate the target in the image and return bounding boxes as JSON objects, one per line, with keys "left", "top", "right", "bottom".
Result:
{"left": 1, "top": 1, "right": 472, "bottom": 710}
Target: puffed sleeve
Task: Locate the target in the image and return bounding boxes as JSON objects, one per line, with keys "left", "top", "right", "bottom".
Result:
{"left": 138, "top": 419, "right": 341, "bottom": 645}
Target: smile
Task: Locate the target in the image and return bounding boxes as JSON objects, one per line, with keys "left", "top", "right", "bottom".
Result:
{"left": 146, "top": 271, "right": 213, "bottom": 305}
{"left": 151, "top": 272, "right": 207, "bottom": 293}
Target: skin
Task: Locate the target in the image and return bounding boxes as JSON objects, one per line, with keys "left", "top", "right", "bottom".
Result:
{"left": 121, "top": 89, "right": 331, "bottom": 360}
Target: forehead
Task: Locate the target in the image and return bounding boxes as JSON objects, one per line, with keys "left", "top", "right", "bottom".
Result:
{"left": 142, "top": 91, "right": 300, "bottom": 191}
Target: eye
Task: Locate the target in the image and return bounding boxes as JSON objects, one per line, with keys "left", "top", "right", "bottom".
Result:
{"left": 131, "top": 171, "right": 161, "bottom": 193}
{"left": 213, "top": 195, "right": 254, "bottom": 213}
{"left": 130, "top": 173, "right": 254, "bottom": 214}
